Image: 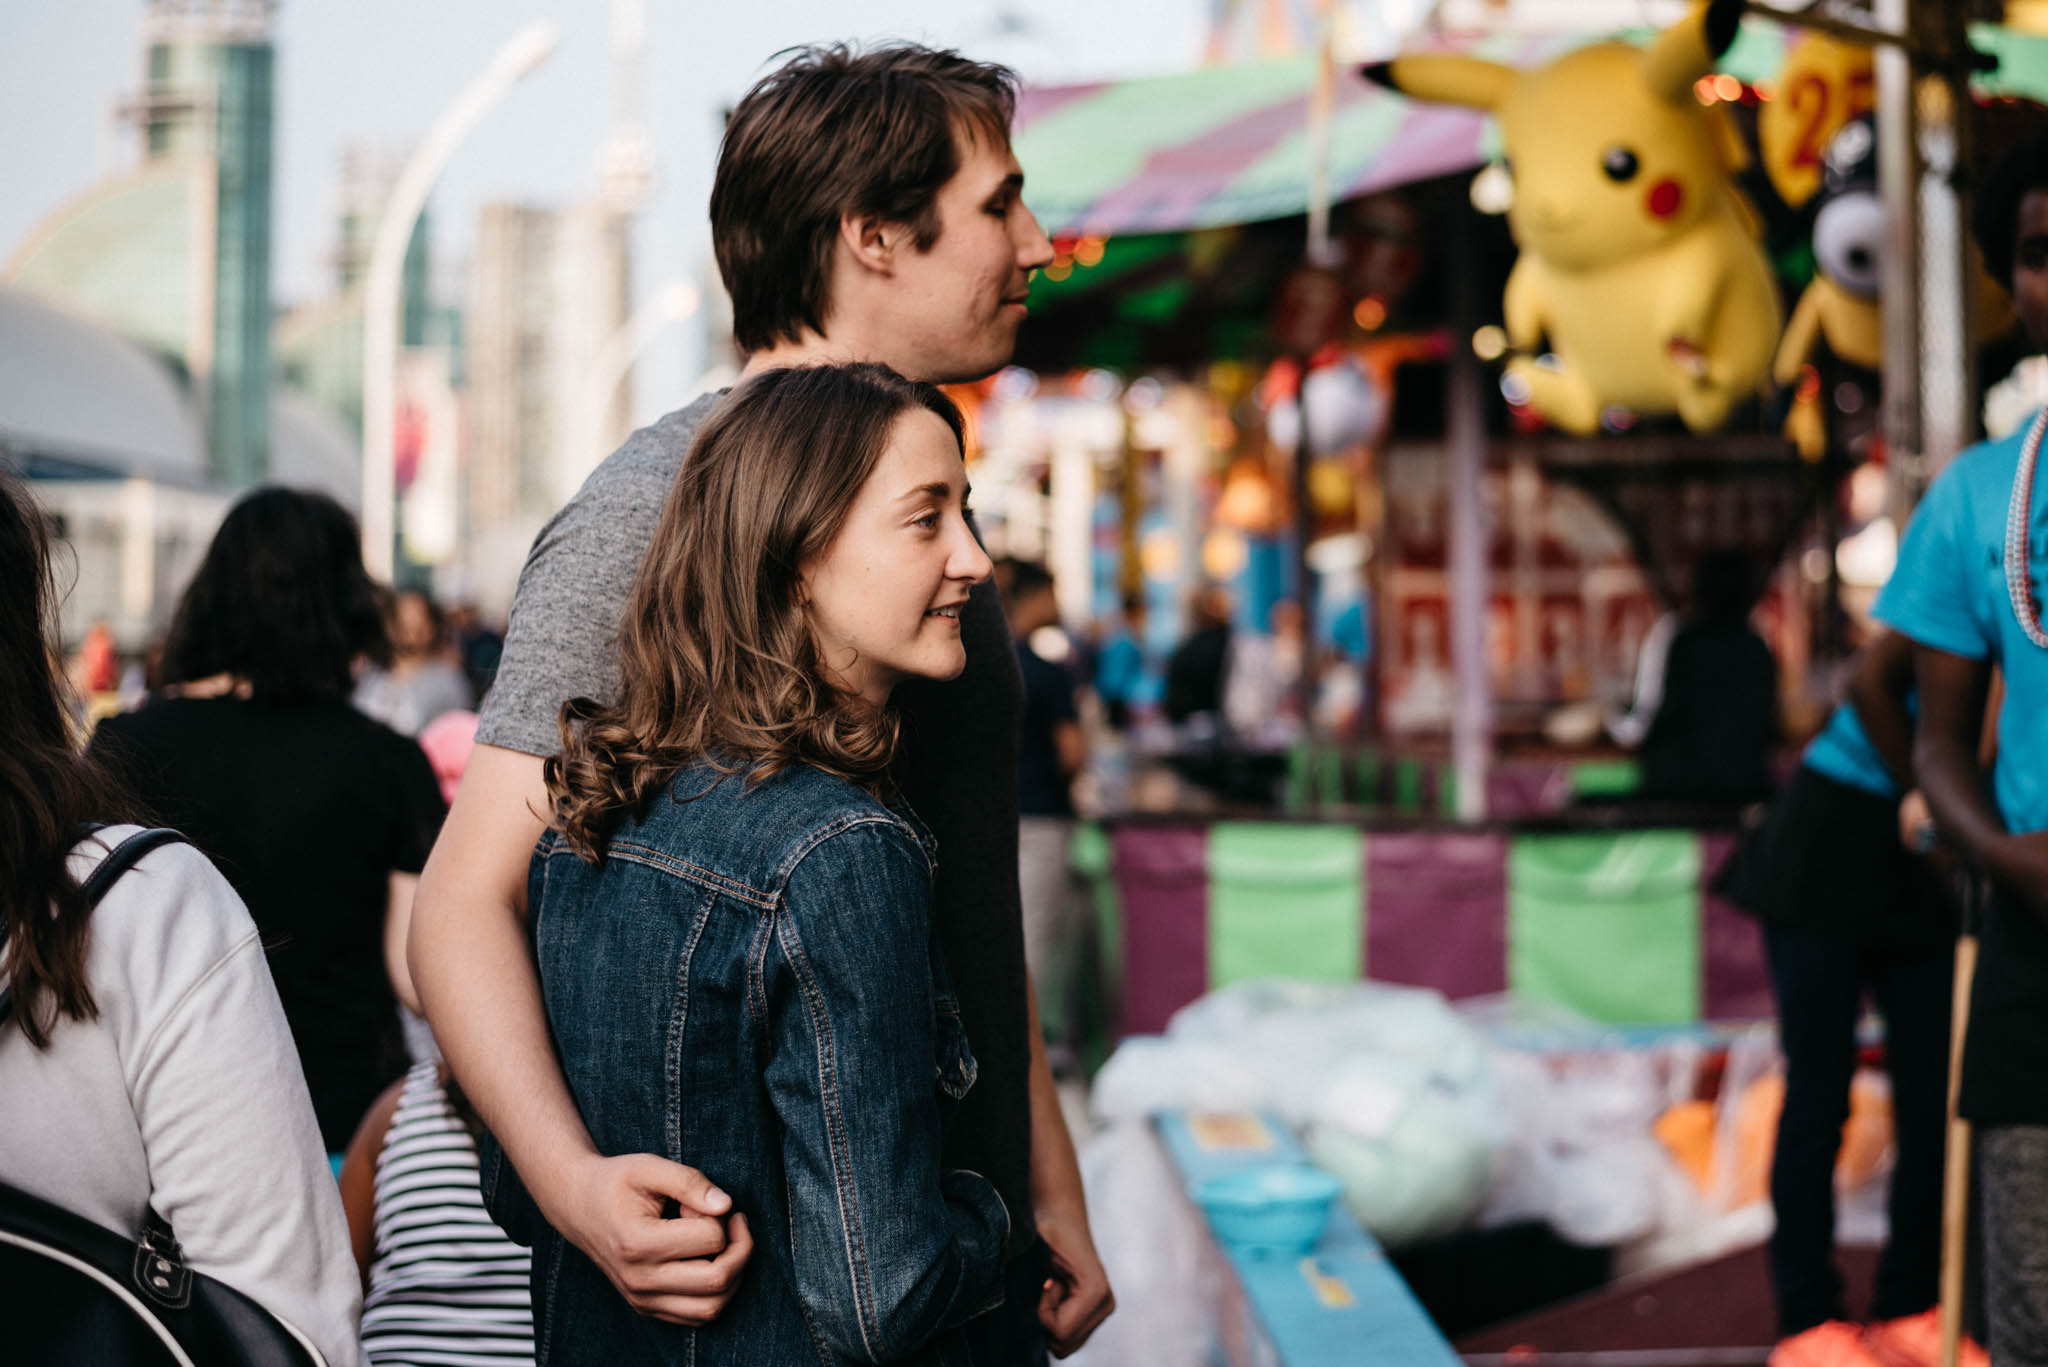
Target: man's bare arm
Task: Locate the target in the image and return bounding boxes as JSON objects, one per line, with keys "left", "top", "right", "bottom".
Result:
{"left": 1844, "top": 628, "right": 1916, "bottom": 789}
{"left": 1913, "top": 645, "right": 2048, "bottom": 908}
{"left": 409, "top": 743, "right": 751, "bottom": 1322}
{"left": 1023, "top": 970, "right": 1114, "bottom": 1356}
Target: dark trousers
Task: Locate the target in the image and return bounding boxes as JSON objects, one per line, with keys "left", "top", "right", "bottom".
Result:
{"left": 958, "top": 1237, "right": 1051, "bottom": 1365}
{"left": 1764, "top": 923, "right": 1955, "bottom": 1335}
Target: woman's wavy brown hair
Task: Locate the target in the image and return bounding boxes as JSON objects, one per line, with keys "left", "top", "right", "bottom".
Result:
{"left": 0, "top": 467, "right": 140, "bottom": 1047}
{"left": 546, "top": 363, "right": 966, "bottom": 863}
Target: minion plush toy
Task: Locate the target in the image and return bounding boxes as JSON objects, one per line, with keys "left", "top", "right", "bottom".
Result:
{"left": 1774, "top": 114, "right": 2014, "bottom": 460}
{"left": 1774, "top": 116, "right": 1884, "bottom": 461}
{"left": 1372, "top": 0, "right": 1782, "bottom": 434}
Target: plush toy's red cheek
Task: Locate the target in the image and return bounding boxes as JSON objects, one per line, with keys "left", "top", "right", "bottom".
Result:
{"left": 1647, "top": 178, "right": 1684, "bottom": 219}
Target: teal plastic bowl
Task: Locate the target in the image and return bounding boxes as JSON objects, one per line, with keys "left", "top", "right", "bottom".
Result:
{"left": 1190, "top": 1165, "right": 1343, "bottom": 1257}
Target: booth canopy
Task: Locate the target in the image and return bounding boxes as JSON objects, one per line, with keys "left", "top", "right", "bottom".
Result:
{"left": 1013, "top": 20, "right": 2048, "bottom": 241}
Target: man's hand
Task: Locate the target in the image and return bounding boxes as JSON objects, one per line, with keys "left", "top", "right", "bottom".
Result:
{"left": 1023, "top": 971, "right": 1112, "bottom": 1355}
{"left": 1037, "top": 1201, "right": 1115, "bottom": 1357}
{"left": 412, "top": 743, "right": 754, "bottom": 1325}
{"left": 547, "top": 1152, "right": 754, "bottom": 1324}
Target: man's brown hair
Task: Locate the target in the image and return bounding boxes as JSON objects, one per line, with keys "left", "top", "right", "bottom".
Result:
{"left": 711, "top": 43, "right": 1018, "bottom": 355}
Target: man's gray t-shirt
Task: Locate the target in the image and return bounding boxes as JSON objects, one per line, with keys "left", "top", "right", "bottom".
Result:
{"left": 477, "top": 394, "right": 1035, "bottom": 1260}
{"left": 477, "top": 398, "right": 723, "bottom": 757}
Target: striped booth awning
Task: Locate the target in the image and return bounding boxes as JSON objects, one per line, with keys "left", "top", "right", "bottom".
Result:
{"left": 1013, "top": 21, "right": 2048, "bottom": 240}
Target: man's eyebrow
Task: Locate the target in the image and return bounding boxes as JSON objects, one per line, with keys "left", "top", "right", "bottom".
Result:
{"left": 987, "top": 172, "right": 1024, "bottom": 200}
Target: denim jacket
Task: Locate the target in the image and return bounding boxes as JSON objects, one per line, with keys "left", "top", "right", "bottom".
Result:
{"left": 520, "top": 759, "right": 1010, "bottom": 1366}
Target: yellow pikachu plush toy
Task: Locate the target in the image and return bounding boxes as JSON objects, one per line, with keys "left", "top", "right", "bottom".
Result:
{"left": 1377, "top": 0, "right": 1781, "bottom": 434}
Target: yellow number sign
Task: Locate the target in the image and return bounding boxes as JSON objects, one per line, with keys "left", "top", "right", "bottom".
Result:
{"left": 1759, "top": 31, "right": 1875, "bottom": 209}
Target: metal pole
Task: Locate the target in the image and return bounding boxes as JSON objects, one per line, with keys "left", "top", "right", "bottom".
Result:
{"left": 360, "top": 22, "right": 558, "bottom": 582}
{"left": 564, "top": 278, "right": 701, "bottom": 503}
{"left": 1447, "top": 212, "right": 1490, "bottom": 821}
{"left": 1305, "top": 0, "right": 1337, "bottom": 267}
{"left": 1915, "top": 4, "right": 1977, "bottom": 483}
{"left": 1876, "top": 0, "right": 1925, "bottom": 526}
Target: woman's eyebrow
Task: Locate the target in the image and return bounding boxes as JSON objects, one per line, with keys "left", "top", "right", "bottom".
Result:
{"left": 896, "top": 481, "right": 960, "bottom": 502}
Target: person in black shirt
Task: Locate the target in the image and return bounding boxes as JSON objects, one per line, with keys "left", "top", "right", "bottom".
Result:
{"left": 1006, "top": 562, "right": 1087, "bottom": 1063}
{"left": 90, "top": 488, "right": 445, "bottom": 1153}
{"left": 1164, "top": 584, "right": 1233, "bottom": 731}
{"left": 1638, "top": 548, "right": 1780, "bottom": 808}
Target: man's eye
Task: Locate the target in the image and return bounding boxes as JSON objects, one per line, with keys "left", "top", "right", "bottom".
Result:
{"left": 2020, "top": 237, "right": 2048, "bottom": 270}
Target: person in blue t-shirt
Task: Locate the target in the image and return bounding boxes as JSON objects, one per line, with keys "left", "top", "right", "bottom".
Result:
{"left": 1717, "top": 628, "right": 1960, "bottom": 1362}
{"left": 1877, "top": 125, "right": 2048, "bottom": 1367}
{"left": 1093, "top": 591, "right": 1149, "bottom": 732}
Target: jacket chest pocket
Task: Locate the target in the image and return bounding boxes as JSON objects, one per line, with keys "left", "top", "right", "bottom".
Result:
{"left": 934, "top": 995, "right": 979, "bottom": 1103}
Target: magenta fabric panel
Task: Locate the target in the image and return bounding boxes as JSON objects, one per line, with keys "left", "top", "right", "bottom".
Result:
{"left": 1365, "top": 829, "right": 1508, "bottom": 999}
{"left": 1111, "top": 825, "right": 1212, "bottom": 1036}
{"left": 1699, "top": 831, "right": 1773, "bottom": 1020}
{"left": 1484, "top": 763, "right": 1571, "bottom": 820}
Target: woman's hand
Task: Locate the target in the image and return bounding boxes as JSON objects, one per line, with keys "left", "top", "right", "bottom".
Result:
{"left": 549, "top": 1152, "right": 753, "bottom": 1324}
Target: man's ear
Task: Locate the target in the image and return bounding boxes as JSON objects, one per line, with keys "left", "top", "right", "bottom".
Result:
{"left": 839, "top": 209, "right": 895, "bottom": 278}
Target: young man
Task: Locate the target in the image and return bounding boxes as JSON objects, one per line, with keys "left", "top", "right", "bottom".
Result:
{"left": 408, "top": 44, "right": 1112, "bottom": 1361}
{"left": 1875, "top": 126, "right": 2048, "bottom": 1367}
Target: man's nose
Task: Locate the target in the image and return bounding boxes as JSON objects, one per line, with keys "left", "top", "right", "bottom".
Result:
{"left": 1016, "top": 204, "right": 1054, "bottom": 271}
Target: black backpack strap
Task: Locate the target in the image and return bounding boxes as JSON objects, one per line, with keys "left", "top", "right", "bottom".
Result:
{"left": 78, "top": 828, "right": 187, "bottom": 909}
{"left": 0, "top": 828, "right": 187, "bottom": 1024}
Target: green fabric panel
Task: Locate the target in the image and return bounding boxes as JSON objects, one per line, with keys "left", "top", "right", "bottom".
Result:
{"left": 1968, "top": 25, "right": 2048, "bottom": 104}
{"left": 1015, "top": 57, "right": 1323, "bottom": 231}
{"left": 1392, "top": 757, "right": 1425, "bottom": 815}
{"left": 1208, "top": 822, "right": 1365, "bottom": 989}
{"left": 1068, "top": 822, "right": 1121, "bottom": 1071}
{"left": 1209, "top": 93, "right": 1410, "bottom": 231}
{"left": 1569, "top": 758, "right": 1641, "bottom": 798}
{"left": 1069, "top": 822, "right": 1121, "bottom": 990}
{"left": 1027, "top": 232, "right": 1184, "bottom": 306}
{"left": 1507, "top": 831, "right": 1701, "bottom": 1024}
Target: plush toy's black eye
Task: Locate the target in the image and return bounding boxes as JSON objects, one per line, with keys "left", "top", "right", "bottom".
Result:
{"left": 1601, "top": 146, "right": 1640, "bottom": 182}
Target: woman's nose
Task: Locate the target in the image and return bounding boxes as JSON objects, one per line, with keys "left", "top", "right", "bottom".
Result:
{"left": 953, "top": 530, "right": 994, "bottom": 584}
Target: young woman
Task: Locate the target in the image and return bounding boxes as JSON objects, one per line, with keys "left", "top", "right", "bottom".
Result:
{"left": 88, "top": 488, "right": 446, "bottom": 1156}
{"left": 0, "top": 469, "right": 362, "bottom": 1364}
{"left": 525, "top": 363, "right": 1008, "bottom": 1364}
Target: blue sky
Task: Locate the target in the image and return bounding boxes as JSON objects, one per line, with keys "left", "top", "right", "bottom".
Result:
{"left": 0, "top": 1, "right": 1207, "bottom": 422}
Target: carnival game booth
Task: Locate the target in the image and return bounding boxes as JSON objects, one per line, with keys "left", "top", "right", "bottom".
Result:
{"left": 995, "top": 7, "right": 2048, "bottom": 1021}
{"left": 1009, "top": 13, "right": 2048, "bottom": 1364}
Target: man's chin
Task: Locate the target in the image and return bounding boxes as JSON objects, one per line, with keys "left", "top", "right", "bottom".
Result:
{"left": 931, "top": 346, "right": 1016, "bottom": 386}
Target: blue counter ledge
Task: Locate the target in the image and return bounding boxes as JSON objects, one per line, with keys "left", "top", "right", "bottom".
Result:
{"left": 1154, "top": 1110, "right": 1464, "bottom": 1367}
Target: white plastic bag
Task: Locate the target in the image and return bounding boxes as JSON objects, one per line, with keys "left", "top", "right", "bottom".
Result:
{"left": 1063, "top": 1121, "right": 1224, "bottom": 1367}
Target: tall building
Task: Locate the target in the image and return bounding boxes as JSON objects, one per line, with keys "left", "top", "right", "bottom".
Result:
{"left": 465, "top": 202, "right": 631, "bottom": 529}
{"left": 273, "top": 145, "right": 434, "bottom": 440}
{"left": 464, "top": 0, "right": 646, "bottom": 580}
{"left": 10, "top": 0, "right": 275, "bottom": 487}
